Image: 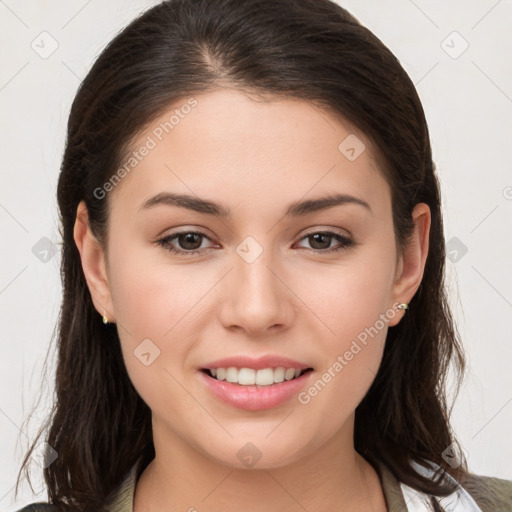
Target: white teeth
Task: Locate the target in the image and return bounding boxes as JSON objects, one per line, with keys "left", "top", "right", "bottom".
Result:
{"left": 207, "top": 366, "right": 307, "bottom": 386}
{"left": 255, "top": 368, "right": 274, "bottom": 385}
{"left": 273, "top": 367, "right": 285, "bottom": 383}
{"left": 284, "top": 368, "right": 296, "bottom": 380}
{"left": 226, "top": 367, "right": 239, "bottom": 383}
{"left": 239, "top": 368, "right": 256, "bottom": 385}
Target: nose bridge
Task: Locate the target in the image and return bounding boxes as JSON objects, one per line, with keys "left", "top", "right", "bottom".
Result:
{"left": 220, "top": 237, "right": 292, "bottom": 333}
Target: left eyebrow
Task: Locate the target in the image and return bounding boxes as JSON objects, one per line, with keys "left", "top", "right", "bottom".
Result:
{"left": 285, "top": 193, "right": 372, "bottom": 216}
{"left": 138, "top": 192, "right": 372, "bottom": 217}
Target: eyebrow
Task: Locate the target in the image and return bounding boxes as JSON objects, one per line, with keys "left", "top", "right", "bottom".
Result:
{"left": 139, "top": 192, "right": 372, "bottom": 217}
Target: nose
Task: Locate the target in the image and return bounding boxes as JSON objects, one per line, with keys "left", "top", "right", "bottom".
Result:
{"left": 218, "top": 247, "right": 295, "bottom": 336}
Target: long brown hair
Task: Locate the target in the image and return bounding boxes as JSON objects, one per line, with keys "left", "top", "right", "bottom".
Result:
{"left": 16, "top": 0, "right": 467, "bottom": 509}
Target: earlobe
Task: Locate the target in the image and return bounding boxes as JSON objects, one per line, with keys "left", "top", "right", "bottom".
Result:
{"left": 388, "top": 203, "right": 431, "bottom": 326}
{"left": 73, "top": 200, "right": 115, "bottom": 323}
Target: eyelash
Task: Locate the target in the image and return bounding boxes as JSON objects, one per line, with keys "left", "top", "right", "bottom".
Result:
{"left": 155, "top": 229, "right": 355, "bottom": 256}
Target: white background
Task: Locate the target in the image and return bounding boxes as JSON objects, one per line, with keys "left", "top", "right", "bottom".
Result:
{"left": 1, "top": 0, "right": 511, "bottom": 510}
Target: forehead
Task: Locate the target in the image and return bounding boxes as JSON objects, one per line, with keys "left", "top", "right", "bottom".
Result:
{"left": 108, "top": 88, "right": 390, "bottom": 220}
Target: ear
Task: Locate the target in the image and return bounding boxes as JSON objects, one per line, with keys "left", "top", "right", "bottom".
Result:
{"left": 73, "top": 200, "right": 115, "bottom": 323}
{"left": 387, "top": 203, "right": 431, "bottom": 327}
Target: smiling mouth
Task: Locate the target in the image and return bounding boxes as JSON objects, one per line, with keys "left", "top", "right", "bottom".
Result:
{"left": 200, "top": 367, "right": 314, "bottom": 387}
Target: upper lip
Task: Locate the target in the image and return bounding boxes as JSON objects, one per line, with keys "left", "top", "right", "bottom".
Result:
{"left": 201, "top": 355, "right": 313, "bottom": 371}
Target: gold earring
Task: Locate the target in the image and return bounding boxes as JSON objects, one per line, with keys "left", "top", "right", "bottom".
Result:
{"left": 102, "top": 311, "right": 109, "bottom": 324}
{"left": 397, "top": 303, "right": 409, "bottom": 311}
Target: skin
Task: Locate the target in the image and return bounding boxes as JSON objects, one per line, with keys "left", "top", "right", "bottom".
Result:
{"left": 74, "top": 88, "right": 430, "bottom": 512}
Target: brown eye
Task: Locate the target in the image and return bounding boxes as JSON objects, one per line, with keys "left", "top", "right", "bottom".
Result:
{"left": 176, "top": 233, "right": 204, "bottom": 250}
{"left": 156, "top": 230, "right": 214, "bottom": 255}
{"left": 296, "top": 231, "right": 354, "bottom": 253}
{"left": 307, "top": 233, "right": 333, "bottom": 250}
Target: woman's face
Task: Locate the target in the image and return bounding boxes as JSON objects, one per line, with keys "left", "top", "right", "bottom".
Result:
{"left": 78, "top": 88, "right": 428, "bottom": 469}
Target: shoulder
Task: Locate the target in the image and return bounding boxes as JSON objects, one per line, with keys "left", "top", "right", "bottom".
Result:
{"left": 460, "top": 471, "right": 512, "bottom": 512}
{"left": 375, "top": 458, "right": 512, "bottom": 512}
{"left": 15, "top": 504, "right": 59, "bottom": 511}
{"left": 15, "top": 457, "right": 145, "bottom": 512}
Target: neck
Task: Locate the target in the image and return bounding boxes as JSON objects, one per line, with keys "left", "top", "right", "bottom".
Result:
{"left": 133, "top": 416, "right": 387, "bottom": 512}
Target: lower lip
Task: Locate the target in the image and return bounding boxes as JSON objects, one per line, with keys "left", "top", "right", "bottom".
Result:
{"left": 198, "top": 370, "right": 314, "bottom": 411}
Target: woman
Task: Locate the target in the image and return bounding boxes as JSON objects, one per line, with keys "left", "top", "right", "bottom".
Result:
{"left": 14, "top": 0, "right": 512, "bottom": 510}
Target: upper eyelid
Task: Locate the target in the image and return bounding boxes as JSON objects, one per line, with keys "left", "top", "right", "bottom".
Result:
{"left": 159, "top": 228, "right": 352, "bottom": 248}
{"left": 160, "top": 226, "right": 351, "bottom": 239}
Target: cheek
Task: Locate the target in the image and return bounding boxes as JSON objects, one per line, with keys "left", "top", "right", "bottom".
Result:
{"left": 108, "top": 236, "right": 207, "bottom": 339}
{"left": 106, "top": 241, "right": 201, "bottom": 396}
{"left": 295, "top": 245, "right": 396, "bottom": 342}
{"left": 294, "top": 247, "right": 395, "bottom": 412}
{"left": 106, "top": 236, "right": 235, "bottom": 400}
{"left": 299, "top": 286, "right": 389, "bottom": 427}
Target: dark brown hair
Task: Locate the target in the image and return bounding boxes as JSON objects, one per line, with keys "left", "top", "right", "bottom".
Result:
{"left": 16, "top": 0, "right": 467, "bottom": 509}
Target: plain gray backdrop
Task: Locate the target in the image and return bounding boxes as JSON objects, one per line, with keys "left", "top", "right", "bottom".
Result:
{"left": 1, "top": 1, "right": 511, "bottom": 510}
